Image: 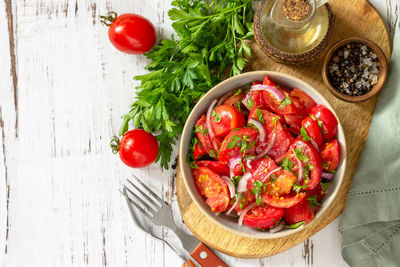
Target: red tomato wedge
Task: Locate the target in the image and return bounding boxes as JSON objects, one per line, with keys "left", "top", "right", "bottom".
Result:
{"left": 284, "top": 184, "right": 324, "bottom": 224}
{"left": 320, "top": 139, "right": 340, "bottom": 172}
{"left": 192, "top": 167, "right": 230, "bottom": 213}
{"left": 284, "top": 114, "right": 304, "bottom": 135}
{"left": 309, "top": 105, "right": 338, "bottom": 142}
{"left": 249, "top": 109, "right": 293, "bottom": 160}
{"left": 290, "top": 88, "right": 317, "bottom": 113}
{"left": 235, "top": 191, "right": 255, "bottom": 214}
{"left": 196, "top": 161, "right": 230, "bottom": 177}
{"left": 223, "top": 92, "right": 245, "bottom": 106}
{"left": 264, "top": 170, "right": 297, "bottom": 197}
{"left": 262, "top": 192, "right": 306, "bottom": 208}
{"left": 279, "top": 140, "right": 322, "bottom": 190}
{"left": 211, "top": 105, "right": 246, "bottom": 137}
{"left": 243, "top": 205, "right": 284, "bottom": 229}
{"left": 219, "top": 127, "right": 258, "bottom": 163}
{"left": 242, "top": 90, "right": 267, "bottom": 111}
{"left": 193, "top": 141, "right": 207, "bottom": 161}
{"left": 246, "top": 157, "right": 278, "bottom": 189}
{"left": 195, "top": 115, "right": 221, "bottom": 158}
{"left": 301, "top": 116, "right": 323, "bottom": 148}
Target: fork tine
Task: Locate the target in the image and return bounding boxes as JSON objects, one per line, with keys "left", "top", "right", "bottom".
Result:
{"left": 130, "top": 174, "right": 164, "bottom": 205}
{"left": 123, "top": 186, "right": 155, "bottom": 219}
{"left": 126, "top": 179, "right": 162, "bottom": 208}
{"left": 124, "top": 186, "right": 159, "bottom": 215}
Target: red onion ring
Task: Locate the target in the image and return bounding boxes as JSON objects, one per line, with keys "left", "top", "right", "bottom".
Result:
{"left": 322, "top": 172, "right": 334, "bottom": 180}
{"left": 238, "top": 202, "right": 258, "bottom": 226}
{"left": 206, "top": 99, "right": 218, "bottom": 141}
{"left": 237, "top": 172, "right": 252, "bottom": 193}
{"left": 310, "top": 138, "right": 319, "bottom": 152}
{"left": 226, "top": 193, "right": 242, "bottom": 215}
{"left": 269, "top": 221, "right": 285, "bottom": 233}
{"left": 251, "top": 84, "right": 285, "bottom": 102}
{"left": 228, "top": 156, "right": 242, "bottom": 178}
{"left": 291, "top": 147, "right": 304, "bottom": 182}
{"left": 260, "top": 167, "right": 281, "bottom": 183}
{"left": 254, "top": 131, "right": 277, "bottom": 160}
{"left": 221, "top": 176, "right": 235, "bottom": 198}
{"left": 248, "top": 118, "right": 266, "bottom": 143}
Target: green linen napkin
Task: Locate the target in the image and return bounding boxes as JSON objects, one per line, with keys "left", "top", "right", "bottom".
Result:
{"left": 339, "top": 21, "right": 400, "bottom": 267}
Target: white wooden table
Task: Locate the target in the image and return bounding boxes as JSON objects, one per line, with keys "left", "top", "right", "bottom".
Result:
{"left": 0, "top": 1, "right": 398, "bottom": 266}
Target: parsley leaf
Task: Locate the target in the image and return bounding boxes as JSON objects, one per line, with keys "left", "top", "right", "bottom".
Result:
{"left": 307, "top": 195, "right": 320, "bottom": 210}
{"left": 251, "top": 180, "right": 266, "bottom": 205}
{"left": 255, "top": 109, "right": 264, "bottom": 123}
{"left": 321, "top": 182, "right": 331, "bottom": 192}
{"left": 233, "top": 89, "right": 242, "bottom": 96}
{"left": 294, "top": 148, "right": 309, "bottom": 163}
{"left": 284, "top": 221, "right": 305, "bottom": 229}
{"left": 231, "top": 175, "right": 242, "bottom": 187}
{"left": 281, "top": 157, "right": 294, "bottom": 172}
{"left": 293, "top": 183, "right": 307, "bottom": 193}
{"left": 212, "top": 110, "right": 221, "bottom": 122}
{"left": 300, "top": 126, "right": 311, "bottom": 141}
{"left": 208, "top": 149, "right": 217, "bottom": 158}
{"left": 272, "top": 116, "right": 280, "bottom": 132}
{"left": 117, "top": 0, "right": 255, "bottom": 169}
{"left": 246, "top": 98, "right": 254, "bottom": 108}
{"left": 278, "top": 97, "right": 292, "bottom": 108}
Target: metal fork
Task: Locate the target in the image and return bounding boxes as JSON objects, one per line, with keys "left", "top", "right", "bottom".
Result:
{"left": 123, "top": 175, "right": 228, "bottom": 267}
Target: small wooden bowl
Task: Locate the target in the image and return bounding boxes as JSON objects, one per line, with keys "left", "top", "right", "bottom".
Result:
{"left": 322, "top": 38, "right": 388, "bottom": 102}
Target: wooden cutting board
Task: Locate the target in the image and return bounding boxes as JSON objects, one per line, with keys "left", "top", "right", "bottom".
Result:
{"left": 176, "top": 0, "right": 392, "bottom": 258}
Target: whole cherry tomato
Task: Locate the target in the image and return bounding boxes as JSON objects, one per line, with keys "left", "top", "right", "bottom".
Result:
{"left": 111, "top": 129, "right": 158, "bottom": 168}
{"left": 100, "top": 12, "right": 156, "bottom": 54}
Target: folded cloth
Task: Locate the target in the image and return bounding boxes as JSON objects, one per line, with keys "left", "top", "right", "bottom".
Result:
{"left": 339, "top": 21, "right": 400, "bottom": 267}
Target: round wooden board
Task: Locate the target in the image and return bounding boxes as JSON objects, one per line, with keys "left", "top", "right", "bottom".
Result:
{"left": 176, "top": 0, "right": 392, "bottom": 259}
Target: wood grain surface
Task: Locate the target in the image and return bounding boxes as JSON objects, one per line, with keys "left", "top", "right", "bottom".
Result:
{"left": 0, "top": 0, "right": 397, "bottom": 266}
{"left": 176, "top": 0, "right": 393, "bottom": 259}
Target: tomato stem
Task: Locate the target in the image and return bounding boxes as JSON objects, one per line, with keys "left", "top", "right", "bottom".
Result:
{"left": 99, "top": 11, "right": 118, "bottom": 27}
{"left": 110, "top": 136, "right": 120, "bottom": 154}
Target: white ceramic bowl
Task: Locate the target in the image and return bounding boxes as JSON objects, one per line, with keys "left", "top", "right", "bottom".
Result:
{"left": 179, "top": 71, "right": 347, "bottom": 239}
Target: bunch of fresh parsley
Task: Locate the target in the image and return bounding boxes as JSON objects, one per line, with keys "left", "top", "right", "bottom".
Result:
{"left": 118, "top": 0, "right": 255, "bottom": 168}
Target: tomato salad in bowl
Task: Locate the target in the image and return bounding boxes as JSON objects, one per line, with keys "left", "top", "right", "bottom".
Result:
{"left": 182, "top": 72, "right": 346, "bottom": 236}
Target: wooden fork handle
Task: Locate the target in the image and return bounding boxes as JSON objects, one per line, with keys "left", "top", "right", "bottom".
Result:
{"left": 189, "top": 242, "right": 228, "bottom": 267}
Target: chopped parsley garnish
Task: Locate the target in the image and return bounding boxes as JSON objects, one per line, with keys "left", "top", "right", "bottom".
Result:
{"left": 321, "top": 182, "right": 331, "bottom": 192}
{"left": 272, "top": 116, "right": 280, "bottom": 132}
{"left": 251, "top": 180, "right": 267, "bottom": 205}
{"left": 194, "top": 125, "right": 208, "bottom": 136}
{"left": 269, "top": 173, "right": 278, "bottom": 183}
{"left": 208, "top": 149, "right": 217, "bottom": 158}
{"left": 227, "top": 134, "right": 256, "bottom": 157}
{"left": 246, "top": 98, "right": 254, "bottom": 108}
{"left": 284, "top": 221, "right": 305, "bottom": 229}
{"left": 310, "top": 114, "right": 325, "bottom": 134}
{"left": 322, "top": 162, "right": 328, "bottom": 169}
{"left": 293, "top": 183, "right": 307, "bottom": 193}
{"left": 300, "top": 126, "right": 311, "bottom": 141}
{"left": 212, "top": 110, "right": 221, "bottom": 122}
{"left": 255, "top": 109, "right": 264, "bottom": 123}
{"left": 227, "top": 135, "right": 241, "bottom": 149}
{"left": 233, "top": 89, "right": 242, "bottom": 96}
{"left": 307, "top": 195, "right": 320, "bottom": 210}
{"left": 189, "top": 161, "right": 198, "bottom": 169}
{"left": 236, "top": 101, "right": 242, "bottom": 112}
{"left": 329, "top": 169, "right": 337, "bottom": 174}
{"left": 231, "top": 175, "right": 242, "bottom": 187}
{"left": 294, "top": 148, "right": 309, "bottom": 163}
{"left": 281, "top": 157, "right": 294, "bottom": 172}
{"left": 237, "top": 193, "right": 245, "bottom": 209}
{"left": 303, "top": 163, "right": 314, "bottom": 180}
{"left": 278, "top": 97, "right": 292, "bottom": 108}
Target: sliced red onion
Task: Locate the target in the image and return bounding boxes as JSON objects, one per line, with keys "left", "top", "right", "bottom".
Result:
{"left": 251, "top": 84, "right": 285, "bottom": 102}
{"left": 246, "top": 158, "right": 254, "bottom": 169}
{"left": 310, "top": 138, "right": 319, "bottom": 152}
{"left": 260, "top": 167, "right": 281, "bottom": 183}
{"left": 221, "top": 176, "right": 235, "bottom": 198}
{"left": 237, "top": 172, "right": 252, "bottom": 193}
{"left": 322, "top": 172, "right": 334, "bottom": 180}
{"left": 269, "top": 221, "right": 285, "bottom": 233}
{"left": 238, "top": 202, "right": 258, "bottom": 226}
{"left": 291, "top": 147, "right": 304, "bottom": 182}
{"left": 248, "top": 118, "right": 266, "bottom": 143}
{"left": 228, "top": 156, "right": 242, "bottom": 178}
{"left": 226, "top": 193, "right": 242, "bottom": 215}
{"left": 206, "top": 99, "right": 218, "bottom": 141}
{"left": 216, "top": 91, "right": 234, "bottom": 106}
{"left": 254, "top": 131, "right": 276, "bottom": 160}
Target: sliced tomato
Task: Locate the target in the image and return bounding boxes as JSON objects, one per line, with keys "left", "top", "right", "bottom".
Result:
{"left": 196, "top": 161, "right": 230, "bottom": 177}
{"left": 284, "top": 114, "right": 304, "bottom": 135}
{"left": 235, "top": 191, "right": 255, "bottom": 214}
{"left": 264, "top": 169, "right": 297, "bottom": 197}
{"left": 192, "top": 167, "right": 230, "bottom": 213}
{"left": 262, "top": 191, "right": 305, "bottom": 208}
{"left": 219, "top": 127, "right": 258, "bottom": 163}
{"left": 279, "top": 140, "right": 323, "bottom": 190}
{"left": 246, "top": 157, "right": 278, "bottom": 191}
{"left": 290, "top": 88, "right": 317, "bottom": 113}
{"left": 223, "top": 92, "right": 245, "bottom": 106}
{"left": 249, "top": 109, "right": 293, "bottom": 160}
{"left": 301, "top": 116, "right": 323, "bottom": 148}
{"left": 243, "top": 205, "right": 284, "bottom": 229}
{"left": 193, "top": 141, "right": 207, "bottom": 161}
{"left": 320, "top": 139, "right": 340, "bottom": 172}
{"left": 309, "top": 105, "right": 338, "bottom": 142}
{"left": 284, "top": 184, "right": 323, "bottom": 224}
{"left": 195, "top": 115, "right": 221, "bottom": 159}
{"left": 211, "top": 105, "right": 246, "bottom": 137}
{"left": 242, "top": 90, "right": 267, "bottom": 111}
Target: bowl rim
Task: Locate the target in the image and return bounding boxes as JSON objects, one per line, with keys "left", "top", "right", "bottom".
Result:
{"left": 322, "top": 37, "right": 389, "bottom": 102}
{"left": 179, "top": 70, "right": 347, "bottom": 239}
